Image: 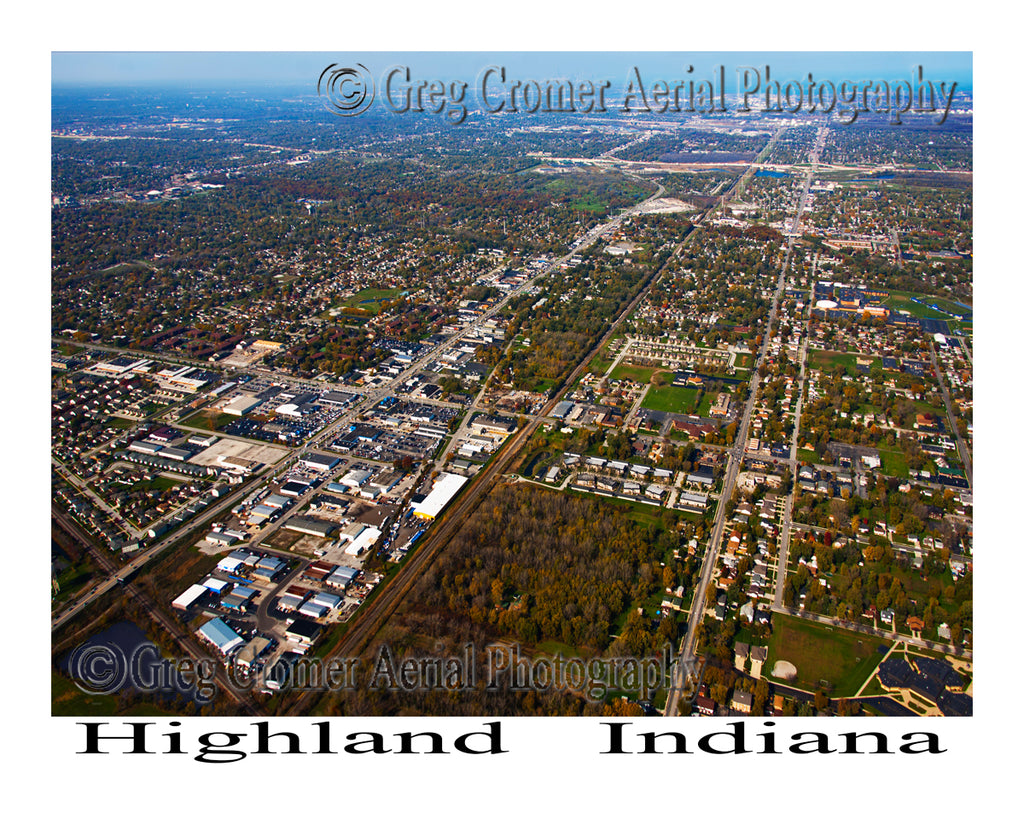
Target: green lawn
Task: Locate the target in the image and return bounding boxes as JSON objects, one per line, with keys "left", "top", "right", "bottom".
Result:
{"left": 132, "top": 475, "right": 183, "bottom": 492}
{"left": 764, "top": 613, "right": 890, "bottom": 697}
{"left": 878, "top": 448, "right": 910, "bottom": 478}
{"left": 641, "top": 385, "right": 701, "bottom": 414}
{"left": 696, "top": 391, "right": 723, "bottom": 416}
{"left": 610, "top": 363, "right": 657, "bottom": 384}
{"left": 797, "top": 447, "right": 822, "bottom": 464}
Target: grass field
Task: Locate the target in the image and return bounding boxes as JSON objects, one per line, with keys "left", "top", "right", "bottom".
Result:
{"left": 765, "top": 613, "right": 890, "bottom": 696}
{"left": 797, "top": 448, "right": 822, "bottom": 464}
{"left": 806, "top": 349, "right": 879, "bottom": 374}
{"left": 131, "top": 475, "right": 182, "bottom": 492}
{"left": 51, "top": 561, "right": 96, "bottom": 605}
{"left": 883, "top": 290, "right": 971, "bottom": 321}
{"left": 587, "top": 352, "right": 613, "bottom": 375}
{"left": 51, "top": 672, "right": 182, "bottom": 717}
{"left": 571, "top": 194, "right": 609, "bottom": 213}
{"left": 641, "top": 385, "right": 701, "bottom": 414}
{"left": 610, "top": 363, "right": 657, "bottom": 384}
{"left": 182, "top": 409, "right": 236, "bottom": 432}
{"left": 878, "top": 448, "right": 910, "bottom": 478}
{"left": 535, "top": 640, "right": 581, "bottom": 658}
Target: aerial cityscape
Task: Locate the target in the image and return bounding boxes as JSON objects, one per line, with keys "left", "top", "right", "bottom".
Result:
{"left": 51, "top": 52, "right": 974, "bottom": 721}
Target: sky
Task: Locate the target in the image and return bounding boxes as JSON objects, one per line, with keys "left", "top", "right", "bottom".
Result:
{"left": 51, "top": 51, "right": 973, "bottom": 91}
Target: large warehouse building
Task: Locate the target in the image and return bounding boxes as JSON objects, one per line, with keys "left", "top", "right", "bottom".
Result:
{"left": 412, "top": 472, "right": 468, "bottom": 521}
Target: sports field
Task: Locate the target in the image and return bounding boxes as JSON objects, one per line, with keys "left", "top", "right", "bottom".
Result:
{"left": 765, "top": 613, "right": 890, "bottom": 696}
{"left": 641, "top": 385, "right": 701, "bottom": 414}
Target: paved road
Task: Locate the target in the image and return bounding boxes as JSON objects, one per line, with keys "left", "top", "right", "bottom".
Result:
{"left": 928, "top": 341, "right": 972, "bottom": 488}
{"left": 666, "top": 125, "right": 823, "bottom": 716}
{"left": 280, "top": 191, "right": 696, "bottom": 716}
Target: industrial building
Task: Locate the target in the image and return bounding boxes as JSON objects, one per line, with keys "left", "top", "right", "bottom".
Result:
{"left": 235, "top": 636, "right": 272, "bottom": 669}
{"left": 172, "top": 583, "right": 209, "bottom": 611}
{"left": 197, "top": 617, "right": 245, "bottom": 655}
{"left": 339, "top": 469, "right": 372, "bottom": 488}
{"left": 205, "top": 530, "right": 239, "bottom": 547}
{"left": 285, "top": 619, "right": 321, "bottom": 650}
{"left": 343, "top": 524, "right": 382, "bottom": 556}
{"left": 188, "top": 433, "right": 218, "bottom": 447}
{"left": 221, "top": 585, "right": 257, "bottom": 610}
{"left": 326, "top": 565, "right": 359, "bottom": 589}
{"left": 279, "top": 479, "right": 312, "bottom": 497}
{"left": 284, "top": 516, "right": 336, "bottom": 538}
{"left": 412, "top": 472, "right": 469, "bottom": 520}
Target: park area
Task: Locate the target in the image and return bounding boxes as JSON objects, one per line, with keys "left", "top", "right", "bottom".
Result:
{"left": 764, "top": 613, "right": 890, "bottom": 697}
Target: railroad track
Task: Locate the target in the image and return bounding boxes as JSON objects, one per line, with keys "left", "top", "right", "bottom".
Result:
{"left": 281, "top": 226, "right": 694, "bottom": 716}
{"left": 52, "top": 506, "right": 260, "bottom": 715}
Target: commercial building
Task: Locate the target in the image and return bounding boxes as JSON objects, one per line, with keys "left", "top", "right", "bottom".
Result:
{"left": 155, "top": 365, "right": 216, "bottom": 393}
{"left": 300, "top": 452, "right": 341, "bottom": 472}
{"left": 320, "top": 390, "right": 357, "bottom": 406}
{"left": 223, "top": 394, "right": 264, "bottom": 416}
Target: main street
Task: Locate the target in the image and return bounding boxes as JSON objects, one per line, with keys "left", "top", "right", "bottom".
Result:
{"left": 928, "top": 341, "right": 972, "bottom": 489}
{"left": 665, "top": 125, "right": 823, "bottom": 716}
